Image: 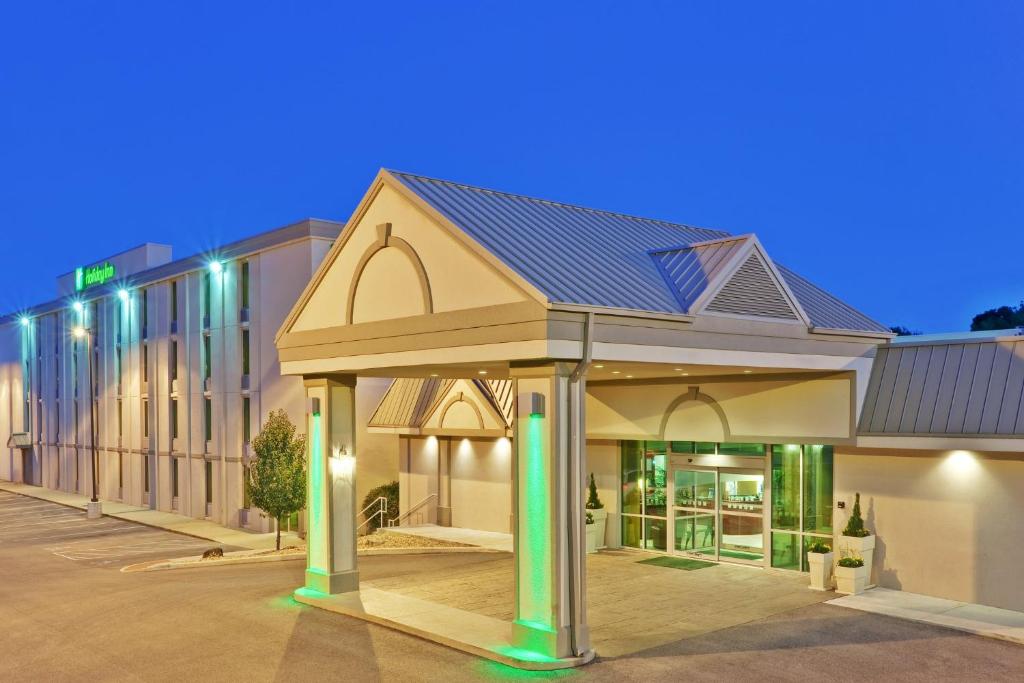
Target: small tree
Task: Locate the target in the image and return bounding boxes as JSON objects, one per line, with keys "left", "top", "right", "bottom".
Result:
{"left": 585, "top": 473, "right": 604, "bottom": 510}
{"left": 842, "top": 492, "right": 870, "bottom": 538}
{"left": 247, "top": 409, "right": 306, "bottom": 550}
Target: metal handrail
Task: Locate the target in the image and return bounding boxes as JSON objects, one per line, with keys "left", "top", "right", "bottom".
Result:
{"left": 388, "top": 493, "right": 437, "bottom": 528}
{"left": 356, "top": 496, "right": 388, "bottom": 533}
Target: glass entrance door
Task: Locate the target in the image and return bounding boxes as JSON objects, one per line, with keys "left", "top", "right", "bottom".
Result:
{"left": 672, "top": 466, "right": 765, "bottom": 565}
{"left": 673, "top": 468, "right": 717, "bottom": 558}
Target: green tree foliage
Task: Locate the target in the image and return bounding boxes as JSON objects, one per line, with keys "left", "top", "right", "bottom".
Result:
{"left": 889, "top": 325, "right": 921, "bottom": 336}
{"left": 361, "top": 481, "right": 399, "bottom": 532}
{"left": 247, "top": 409, "right": 306, "bottom": 550}
{"left": 842, "top": 492, "right": 870, "bottom": 538}
{"left": 971, "top": 302, "right": 1024, "bottom": 331}
{"left": 585, "top": 473, "right": 604, "bottom": 510}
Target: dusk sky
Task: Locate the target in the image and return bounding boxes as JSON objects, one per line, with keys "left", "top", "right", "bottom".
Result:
{"left": 2, "top": 2, "right": 1021, "bottom": 332}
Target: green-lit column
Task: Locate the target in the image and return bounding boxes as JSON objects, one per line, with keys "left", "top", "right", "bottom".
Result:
{"left": 510, "top": 364, "right": 591, "bottom": 662}
{"left": 302, "top": 375, "right": 359, "bottom": 595}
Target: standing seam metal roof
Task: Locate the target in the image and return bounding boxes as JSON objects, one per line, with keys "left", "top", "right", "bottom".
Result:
{"left": 391, "top": 171, "right": 888, "bottom": 333}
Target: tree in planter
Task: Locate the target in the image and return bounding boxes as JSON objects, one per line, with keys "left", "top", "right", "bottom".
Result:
{"left": 585, "top": 473, "right": 604, "bottom": 510}
{"left": 247, "top": 409, "right": 306, "bottom": 550}
{"left": 842, "top": 492, "right": 871, "bottom": 537}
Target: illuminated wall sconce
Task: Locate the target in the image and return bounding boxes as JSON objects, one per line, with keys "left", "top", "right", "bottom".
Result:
{"left": 330, "top": 447, "right": 356, "bottom": 477}
{"left": 518, "top": 391, "right": 545, "bottom": 418}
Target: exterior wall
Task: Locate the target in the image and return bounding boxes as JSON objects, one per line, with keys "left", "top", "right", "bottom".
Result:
{"left": 0, "top": 227, "right": 403, "bottom": 534}
{"left": 836, "top": 447, "right": 1024, "bottom": 611}
{"left": 450, "top": 436, "right": 512, "bottom": 533}
{"left": 587, "top": 374, "right": 854, "bottom": 443}
{"left": 399, "top": 436, "right": 439, "bottom": 526}
{"left": 586, "top": 439, "right": 620, "bottom": 548}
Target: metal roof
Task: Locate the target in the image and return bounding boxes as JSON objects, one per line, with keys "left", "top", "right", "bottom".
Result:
{"left": 650, "top": 236, "right": 748, "bottom": 312}
{"left": 369, "top": 377, "right": 513, "bottom": 429}
{"left": 391, "top": 171, "right": 888, "bottom": 333}
{"left": 859, "top": 338, "right": 1024, "bottom": 436}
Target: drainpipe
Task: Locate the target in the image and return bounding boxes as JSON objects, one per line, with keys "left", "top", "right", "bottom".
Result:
{"left": 566, "top": 311, "right": 593, "bottom": 658}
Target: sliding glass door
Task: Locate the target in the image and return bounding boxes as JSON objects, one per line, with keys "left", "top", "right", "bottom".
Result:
{"left": 672, "top": 466, "right": 765, "bottom": 565}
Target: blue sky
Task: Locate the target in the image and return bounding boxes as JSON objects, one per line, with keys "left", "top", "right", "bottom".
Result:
{"left": 1, "top": 2, "right": 1021, "bottom": 332}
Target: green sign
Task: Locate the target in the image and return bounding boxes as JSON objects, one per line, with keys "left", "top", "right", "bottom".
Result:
{"left": 75, "top": 262, "right": 116, "bottom": 291}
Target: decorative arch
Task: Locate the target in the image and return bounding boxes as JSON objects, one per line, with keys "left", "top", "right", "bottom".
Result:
{"left": 437, "top": 392, "right": 485, "bottom": 430}
{"left": 658, "top": 386, "right": 732, "bottom": 441}
{"left": 345, "top": 222, "right": 433, "bottom": 324}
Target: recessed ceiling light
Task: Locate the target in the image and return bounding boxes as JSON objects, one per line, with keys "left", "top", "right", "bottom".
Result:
{"left": 611, "top": 370, "right": 620, "bottom": 374}
{"left": 626, "top": 375, "right": 634, "bottom": 379}
{"left": 430, "top": 373, "right": 439, "bottom": 377}
{"left": 478, "top": 370, "right": 488, "bottom": 375}
{"left": 681, "top": 372, "right": 690, "bottom": 376}
{"left": 674, "top": 368, "right": 683, "bottom": 371}
{"left": 743, "top": 370, "right": 752, "bottom": 374}
{"left": 594, "top": 364, "right": 604, "bottom": 369}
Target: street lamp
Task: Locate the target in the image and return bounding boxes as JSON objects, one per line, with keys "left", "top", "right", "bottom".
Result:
{"left": 73, "top": 322, "right": 102, "bottom": 520}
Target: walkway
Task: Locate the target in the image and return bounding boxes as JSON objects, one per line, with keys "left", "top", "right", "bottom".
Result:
{"left": 830, "top": 587, "right": 1024, "bottom": 646}
{"left": 389, "top": 524, "right": 513, "bottom": 552}
{"left": 0, "top": 481, "right": 301, "bottom": 551}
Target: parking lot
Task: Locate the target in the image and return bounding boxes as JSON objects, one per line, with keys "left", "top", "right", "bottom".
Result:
{"left": 1, "top": 489, "right": 1023, "bottom": 681}
{"left": 0, "top": 491, "right": 230, "bottom": 567}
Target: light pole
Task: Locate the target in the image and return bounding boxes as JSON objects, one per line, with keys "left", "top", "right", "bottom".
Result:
{"left": 73, "top": 319, "right": 102, "bottom": 519}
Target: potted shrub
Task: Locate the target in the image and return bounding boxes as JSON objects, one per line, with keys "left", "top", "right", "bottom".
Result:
{"left": 806, "top": 540, "right": 834, "bottom": 591}
{"left": 835, "top": 555, "right": 869, "bottom": 594}
{"left": 585, "top": 473, "right": 607, "bottom": 550}
{"left": 585, "top": 512, "right": 599, "bottom": 553}
{"left": 839, "top": 492, "right": 875, "bottom": 586}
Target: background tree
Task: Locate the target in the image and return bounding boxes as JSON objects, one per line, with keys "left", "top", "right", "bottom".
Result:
{"left": 889, "top": 325, "right": 921, "bottom": 336}
{"left": 970, "top": 302, "right": 1024, "bottom": 331}
{"left": 247, "top": 409, "right": 306, "bottom": 550}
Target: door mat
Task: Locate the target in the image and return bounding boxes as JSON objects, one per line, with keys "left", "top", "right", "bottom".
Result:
{"left": 637, "top": 556, "right": 715, "bottom": 571}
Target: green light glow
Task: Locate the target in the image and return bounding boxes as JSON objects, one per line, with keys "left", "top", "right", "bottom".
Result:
{"left": 75, "top": 262, "right": 116, "bottom": 291}
{"left": 307, "top": 411, "right": 326, "bottom": 574}
{"left": 493, "top": 645, "right": 561, "bottom": 664}
{"left": 519, "top": 412, "right": 552, "bottom": 628}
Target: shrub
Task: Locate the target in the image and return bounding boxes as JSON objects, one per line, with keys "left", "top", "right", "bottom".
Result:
{"left": 838, "top": 556, "right": 864, "bottom": 568}
{"left": 585, "top": 473, "right": 604, "bottom": 510}
{"left": 842, "top": 492, "right": 871, "bottom": 537}
{"left": 807, "top": 540, "right": 832, "bottom": 554}
{"left": 585, "top": 511, "right": 594, "bottom": 525}
{"left": 361, "top": 481, "right": 399, "bottom": 532}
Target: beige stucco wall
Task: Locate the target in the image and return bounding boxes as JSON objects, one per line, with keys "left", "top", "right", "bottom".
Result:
{"left": 587, "top": 375, "right": 852, "bottom": 442}
{"left": 450, "top": 436, "right": 512, "bottom": 533}
{"left": 399, "top": 436, "right": 439, "bottom": 526}
{"left": 586, "top": 439, "right": 620, "bottom": 548}
{"left": 836, "top": 448, "right": 1024, "bottom": 611}
{"left": 291, "top": 183, "right": 527, "bottom": 332}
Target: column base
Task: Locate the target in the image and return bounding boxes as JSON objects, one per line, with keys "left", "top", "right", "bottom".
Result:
{"left": 512, "top": 619, "right": 590, "bottom": 660}
{"left": 305, "top": 568, "right": 359, "bottom": 595}
{"left": 86, "top": 501, "right": 103, "bottom": 519}
{"left": 437, "top": 506, "right": 452, "bottom": 527}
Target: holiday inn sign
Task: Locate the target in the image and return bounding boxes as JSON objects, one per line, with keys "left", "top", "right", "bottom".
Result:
{"left": 75, "top": 262, "right": 116, "bottom": 291}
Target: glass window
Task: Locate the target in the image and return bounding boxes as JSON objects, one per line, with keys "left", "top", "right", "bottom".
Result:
{"left": 241, "top": 261, "right": 250, "bottom": 309}
{"left": 644, "top": 517, "right": 667, "bottom": 551}
{"left": 204, "top": 398, "right": 212, "bottom": 441}
{"left": 172, "top": 458, "right": 179, "bottom": 497}
{"left": 170, "top": 281, "right": 178, "bottom": 323}
{"left": 143, "top": 454, "right": 150, "bottom": 494}
{"left": 242, "top": 397, "right": 251, "bottom": 443}
{"left": 203, "top": 272, "right": 211, "bottom": 316}
{"left": 695, "top": 442, "right": 717, "bottom": 454}
{"left": 643, "top": 443, "right": 667, "bottom": 518}
{"left": 243, "top": 463, "right": 251, "bottom": 509}
{"left": 205, "top": 461, "right": 213, "bottom": 504}
{"left": 771, "top": 445, "right": 800, "bottom": 531}
{"left": 170, "top": 399, "right": 179, "bottom": 439}
{"left": 718, "top": 442, "right": 766, "bottom": 457}
{"left": 621, "top": 441, "right": 643, "bottom": 515}
{"left": 675, "top": 512, "right": 716, "bottom": 556}
{"left": 142, "top": 399, "right": 149, "bottom": 438}
{"left": 143, "top": 344, "right": 149, "bottom": 383}
{"left": 771, "top": 532, "right": 801, "bottom": 570}
{"left": 117, "top": 399, "right": 123, "bottom": 436}
{"left": 241, "top": 329, "right": 250, "bottom": 376}
{"left": 803, "top": 445, "right": 834, "bottom": 534}
{"left": 622, "top": 515, "right": 643, "bottom": 549}
{"left": 669, "top": 441, "right": 695, "bottom": 454}
{"left": 203, "top": 335, "right": 211, "bottom": 379}
{"left": 169, "top": 340, "right": 178, "bottom": 381}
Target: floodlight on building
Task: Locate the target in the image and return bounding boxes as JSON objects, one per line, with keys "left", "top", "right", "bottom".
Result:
{"left": 117, "top": 288, "right": 130, "bottom": 302}
{"left": 19, "top": 316, "right": 30, "bottom": 327}
{"left": 208, "top": 260, "right": 224, "bottom": 275}
{"left": 72, "top": 301, "right": 84, "bottom": 314}
{"left": 72, "top": 326, "right": 86, "bottom": 339}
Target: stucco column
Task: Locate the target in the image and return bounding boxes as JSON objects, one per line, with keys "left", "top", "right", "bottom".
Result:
{"left": 437, "top": 437, "right": 452, "bottom": 526}
{"left": 510, "top": 364, "right": 591, "bottom": 661}
{"left": 303, "top": 375, "right": 359, "bottom": 595}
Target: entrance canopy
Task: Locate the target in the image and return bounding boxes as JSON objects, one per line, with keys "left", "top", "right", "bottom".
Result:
{"left": 274, "top": 169, "right": 892, "bottom": 668}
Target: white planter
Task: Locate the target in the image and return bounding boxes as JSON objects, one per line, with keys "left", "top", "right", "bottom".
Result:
{"left": 588, "top": 507, "right": 608, "bottom": 549}
{"left": 585, "top": 523, "right": 598, "bottom": 553}
{"left": 835, "top": 564, "right": 869, "bottom": 595}
{"left": 839, "top": 534, "right": 876, "bottom": 586}
{"left": 807, "top": 551, "right": 834, "bottom": 591}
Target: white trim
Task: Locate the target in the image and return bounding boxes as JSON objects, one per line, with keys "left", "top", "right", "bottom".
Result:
{"left": 855, "top": 435, "right": 1024, "bottom": 453}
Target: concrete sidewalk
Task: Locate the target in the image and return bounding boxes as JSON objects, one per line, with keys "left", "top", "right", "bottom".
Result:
{"left": 391, "top": 524, "right": 513, "bottom": 552}
{"left": 829, "top": 587, "right": 1024, "bottom": 646}
{"left": 0, "top": 481, "right": 302, "bottom": 551}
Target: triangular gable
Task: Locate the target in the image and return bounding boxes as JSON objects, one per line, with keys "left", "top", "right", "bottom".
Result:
{"left": 655, "top": 235, "right": 810, "bottom": 325}
{"left": 276, "top": 169, "right": 545, "bottom": 342}
{"left": 368, "top": 377, "right": 511, "bottom": 436}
